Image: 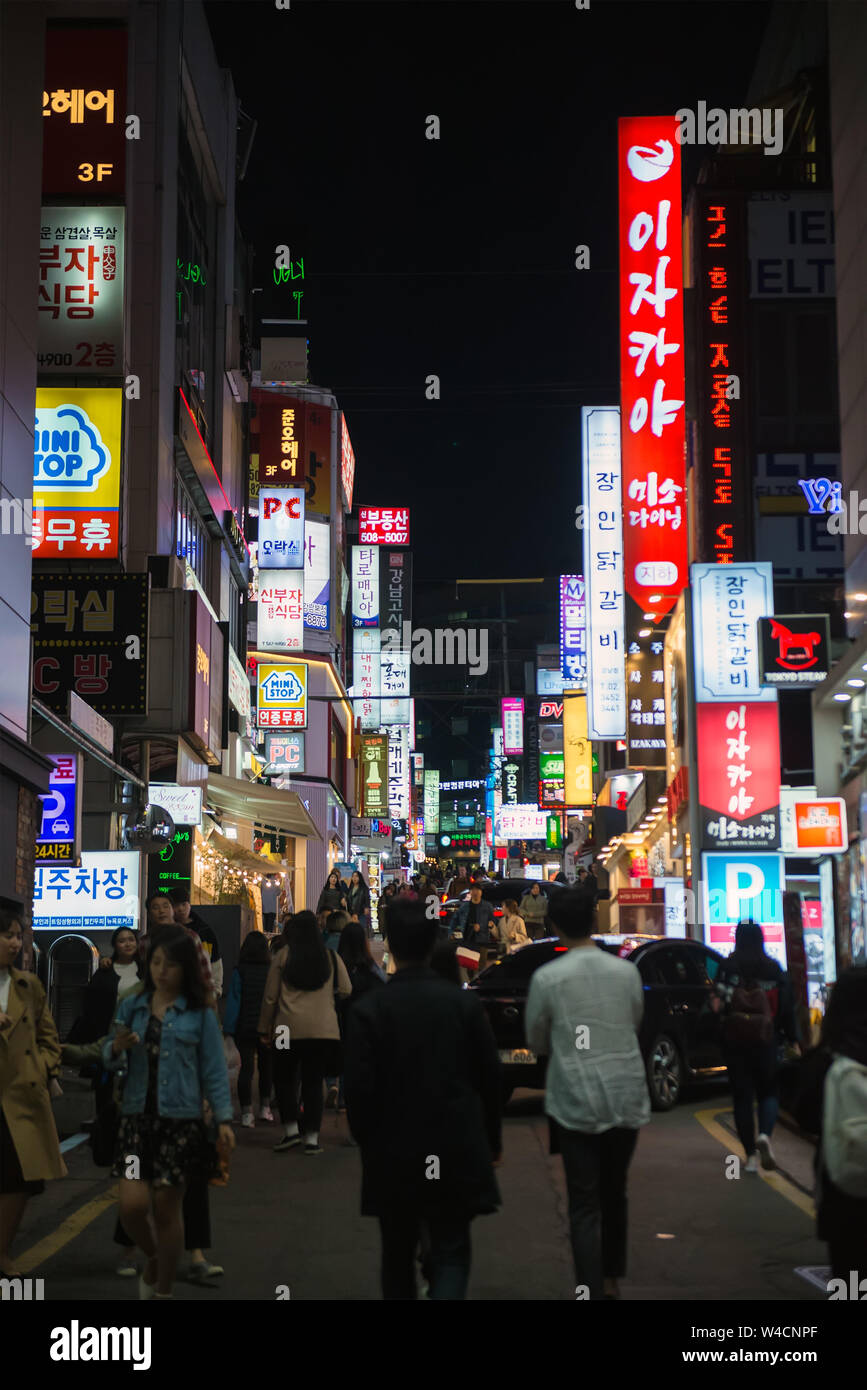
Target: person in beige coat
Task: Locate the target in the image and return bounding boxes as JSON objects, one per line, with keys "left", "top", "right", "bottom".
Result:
{"left": 258, "top": 911, "right": 351, "bottom": 1155}
{"left": 0, "top": 909, "right": 66, "bottom": 1276}
{"left": 498, "top": 900, "right": 531, "bottom": 954}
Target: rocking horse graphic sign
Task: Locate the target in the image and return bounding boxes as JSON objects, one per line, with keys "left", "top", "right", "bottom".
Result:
{"left": 758, "top": 614, "right": 830, "bottom": 686}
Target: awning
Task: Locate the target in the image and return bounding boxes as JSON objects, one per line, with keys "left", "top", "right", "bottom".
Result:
{"left": 204, "top": 829, "right": 286, "bottom": 876}
{"left": 205, "top": 772, "right": 321, "bottom": 841}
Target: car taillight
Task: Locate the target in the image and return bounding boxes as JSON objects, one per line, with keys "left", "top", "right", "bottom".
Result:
{"left": 439, "top": 910, "right": 448, "bottom": 919}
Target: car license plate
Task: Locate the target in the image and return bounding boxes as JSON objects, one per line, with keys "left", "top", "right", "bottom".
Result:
{"left": 499, "top": 1048, "right": 536, "bottom": 1065}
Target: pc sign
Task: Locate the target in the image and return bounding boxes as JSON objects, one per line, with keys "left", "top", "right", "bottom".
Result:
{"left": 701, "top": 852, "right": 786, "bottom": 967}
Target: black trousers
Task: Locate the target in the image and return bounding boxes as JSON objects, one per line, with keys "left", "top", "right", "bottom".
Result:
{"left": 379, "top": 1209, "right": 472, "bottom": 1300}
{"left": 273, "top": 1039, "right": 329, "bottom": 1134}
{"left": 236, "top": 1035, "right": 273, "bottom": 1110}
{"left": 558, "top": 1125, "right": 639, "bottom": 1300}
{"left": 114, "top": 1175, "right": 211, "bottom": 1251}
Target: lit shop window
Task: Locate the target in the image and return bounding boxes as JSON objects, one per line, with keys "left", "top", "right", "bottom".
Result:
{"left": 174, "top": 477, "right": 209, "bottom": 588}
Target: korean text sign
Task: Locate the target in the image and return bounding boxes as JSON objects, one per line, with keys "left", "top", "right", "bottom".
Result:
{"left": 38, "top": 209, "right": 124, "bottom": 372}
{"left": 563, "top": 695, "right": 594, "bottom": 807}
{"left": 582, "top": 406, "right": 626, "bottom": 739}
{"left": 36, "top": 755, "right": 80, "bottom": 863}
{"left": 259, "top": 488, "right": 305, "bottom": 569}
{"left": 697, "top": 702, "right": 780, "bottom": 850}
{"left": 32, "top": 852, "right": 140, "bottom": 931}
{"left": 359, "top": 507, "right": 410, "bottom": 545}
{"left": 304, "top": 518, "right": 330, "bottom": 632}
{"left": 31, "top": 572, "right": 148, "bottom": 715}
{"left": 257, "top": 577, "right": 304, "bottom": 652}
{"left": 353, "top": 629, "right": 381, "bottom": 731}
{"left": 352, "top": 546, "right": 380, "bottom": 628}
{"left": 618, "top": 117, "right": 687, "bottom": 617}
{"left": 702, "top": 852, "right": 786, "bottom": 967}
{"left": 32, "top": 387, "right": 122, "bottom": 560}
{"left": 360, "top": 733, "right": 389, "bottom": 818}
{"left": 559, "top": 576, "right": 587, "bottom": 684}
{"left": 257, "top": 661, "right": 308, "bottom": 728}
{"left": 692, "top": 562, "right": 776, "bottom": 702}
{"left": 501, "top": 698, "right": 524, "bottom": 756}
{"left": 42, "top": 27, "right": 127, "bottom": 196}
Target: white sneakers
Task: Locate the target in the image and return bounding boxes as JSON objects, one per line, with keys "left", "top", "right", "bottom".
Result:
{"left": 259, "top": 1106, "right": 274, "bottom": 1122}
{"left": 744, "top": 1154, "right": 760, "bottom": 1173}
{"left": 756, "top": 1134, "right": 777, "bottom": 1171}
{"left": 241, "top": 1111, "right": 254, "bottom": 1128}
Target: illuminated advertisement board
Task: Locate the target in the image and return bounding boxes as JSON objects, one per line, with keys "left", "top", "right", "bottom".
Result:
{"left": 626, "top": 644, "right": 667, "bottom": 770}
{"left": 264, "top": 731, "right": 305, "bottom": 774}
{"left": 697, "top": 702, "right": 780, "bottom": 850}
{"left": 42, "top": 27, "right": 127, "bottom": 195}
{"left": 303, "top": 517, "right": 330, "bottom": 632}
{"left": 38, "top": 209, "right": 124, "bottom": 372}
{"left": 380, "top": 549, "right": 412, "bottom": 633}
{"left": 424, "top": 768, "right": 440, "bottom": 834}
{"left": 258, "top": 488, "right": 305, "bottom": 569}
{"left": 353, "top": 629, "right": 381, "bottom": 731}
{"left": 31, "top": 572, "right": 148, "bottom": 715}
{"left": 563, "top": 695, "right": 594, "bottom": 808}
{"left": 32, "top": 387, "right": 122, "bottom": 559}
{"left": 618, "top": 116, "right": 687, "bottom": 620}
{"left": 36, "top": 754, "right": 81, "bottom": 863}
{"left": 340, "top": 415, "right": 356, "bottom": 511}
{"left": 359, "top": 507, "right": 410, "bottom": 545}
{"left": 257, "top": 661, "right": 308, "bottom": 728}
{"left": 388, "top": 724, "right": 410, "bottom": 820}
{"left": 501, "top": 697, "right": 524, "bottom": 756}
{"left": 257, "top": 577, "right": 304, "bottom": 652}
{"left": 692, "top": 562, "right": 776, "bottom": 702}
{"left": 582, "top": 406, "right": 626, "bottom": 738}
{"left": 702, "top": 852, "right": 786, "bottom": 967}
{"left": 33, "top": 851, "right": 140, "bottom": 932}
{"left": 559, "top": 576, "right": 587, "bottom": 684}
{"left": 497, "top": 804, "right": 548, "bottom": 839}
{"left": 360, "top": 732, "right": 389, "bottom": 818}
{"left": 351, "top": 546, "right": 380, "bottom": 628}
{"left": 257, "top": 397, "right": 305, "bottom": 486}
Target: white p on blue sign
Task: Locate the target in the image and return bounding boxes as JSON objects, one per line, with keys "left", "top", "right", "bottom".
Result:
{"left": 702, "top": 852, "right": 787, "bottom": 967}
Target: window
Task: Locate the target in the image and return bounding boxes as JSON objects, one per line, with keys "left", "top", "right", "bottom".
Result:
{"left": 174, "top": 475, "right": 210, "bottom": 588}
{"left": 642, "top": 945, "right": 704, "bottom": 987}
{"left": 176, "top": 94, "right": 217, "bottom": 444}
{"left": 752, "top": 302, "right": 839, "bottom": 450}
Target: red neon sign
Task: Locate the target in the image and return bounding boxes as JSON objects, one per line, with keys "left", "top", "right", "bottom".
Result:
{"left": 618, "top": 117, "right": 687, "bottom": 618}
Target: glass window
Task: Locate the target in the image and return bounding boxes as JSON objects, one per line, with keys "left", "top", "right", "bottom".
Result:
{"left": 641, "top": 944, "right": 704, "bottom": 987}
{"left": 174, "top": 475, "right": 209, "bottom": 589}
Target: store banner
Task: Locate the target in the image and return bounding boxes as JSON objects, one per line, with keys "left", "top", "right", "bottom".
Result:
{"left": 702, "top": 852, "right": 786, "bottom": 966}
{"left": 264, "top": 731, "right": 305, "bottom": 774}
{"left": 692, "top": 562, "right": 776, "bottom": 702}
{"left": 32, "top": 387, "right": 123, "bottom": 560}
{"left": 340, "top": 415, "right": 355, "bottom": 511}
{"left": 257, "top": 576, "right": 304, "bottom": 651}
{"left": 380, "top": 548, "right": 412, "bottom": 632}
{"left": 424, "top": 768, "right": 440, "bottom": 834}
{"left": 563, "top": 695, "right": 594, "bottom": 807}
{"left": 758, "top": 614, "right": 830, "bottom": 687}
{"left": 257, "top": 661, "right": 307, "bottom": 728}
{"left": 359, "top": 507, "right": 410, "bottom": 545}
{"left": 32, "top": 852, "right": 140, "bottom": 931}
{"left": 42, "top": 27, "right": 127, "bottom": 195}
{"left": 387, "top": 725, "right": 410, "bottom": 820}
{"left": 304, "top": 401, "right": 331, "bottom": 516}
{"left": 38, "top": 209, "right": 124, "bottom": 372}
{"left": 501, "top": 697, "right": 524, "bottom": 756}
{"left": 582, "top": 405, "right": 626, "bottom": 738}
{"left": 303, "top": 518, "right": 330, "bottom": 632}
{"left": 697, "top": 702, "right": 780, "bottom": 850}
{"left": 259, "top": 488, "right": 305, "bottom": 569}
{"left": 559, "top": 576, "right": 587, "bottom": 684}
{"left": 352, "top": 546, "right": 380, "bottom": 628}
{"left": 31, "top": 571, "right": 148, "bottom": 715}
{"left": 188, "top": 596, "right": 224, "bottom": 764}
{"left": 36, "top": 754, "right": 81, "bottom": 863}
{"left": 360, "top": 732, "right": 390, "bottom": 817}
{"left": 626, "top": 645, "right": 667, "bottom": 769}
{"left": 353, "top": 629, "right": 381, "bottom": 731}
{"left": 256, "top": 396, "right": 306, "bottom": 486}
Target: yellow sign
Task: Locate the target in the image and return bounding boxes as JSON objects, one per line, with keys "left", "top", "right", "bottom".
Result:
{"left": 257, "top": 661, "right": 308, "bottom": 729}
{"left": 34, "top": 387, "right": 122, "bottom": 511}
{"left": 563, "top": 695, "right": 594, "bottom": 807}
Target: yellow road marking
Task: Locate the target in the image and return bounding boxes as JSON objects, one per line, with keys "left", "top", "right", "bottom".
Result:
{"left": 16, "top": 1185, "right": 118, "bottom": 1274}
{"left": 694, "top": 1107, "right": 815, "bottom": 1219}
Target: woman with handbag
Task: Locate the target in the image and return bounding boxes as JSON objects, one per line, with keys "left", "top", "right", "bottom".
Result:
{"left": 103, "top": 928, "right": 234, "bottom": 1300}
{"left": 259, "top": 911, "right": 351, "bottom": 1155}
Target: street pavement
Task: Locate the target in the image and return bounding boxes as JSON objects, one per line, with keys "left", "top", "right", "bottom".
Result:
{"left": 14, "top": 1079, "right": 828, "bottom": 1302}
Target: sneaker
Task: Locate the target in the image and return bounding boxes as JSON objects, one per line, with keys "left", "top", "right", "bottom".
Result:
{"left": 190, "top": 1260, "right": 224, "bottom": 1280}
{"left": 273, "top": 1133, "right": 303, "bottom": 1153}
{"left": 258, "top": 1106, "right": 274, "bottom": 1122}
{"left": 325, "top": 1085, "right": 339, "bottom": 1110}
{"left": 303, "top": 1142, "right": 324, "bottom": 1155}
{"left": 241, "top": 1111, "right": 254, "bottom": 1128}
{"left": 116, "top": 1260, "right": 138, "bottom": 1277}
{"left": 756, "top": 1134, "right": 777, "bottom": 1171}
{"left": 744, "top": 1154, "right": 760, "bottom": 1173}
{"left": 138, "top": 1272, "right": 156, "bottom": 1301}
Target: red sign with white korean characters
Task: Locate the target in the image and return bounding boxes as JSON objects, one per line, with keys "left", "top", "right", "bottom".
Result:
{"left": 618, "top": 117, "right": 688, "bottom": 619}
{"left": 359, "top": 507, "right": 410, "bottom": 545}
{"left": 697, "top": 702, "right": 780, "bottom": 850}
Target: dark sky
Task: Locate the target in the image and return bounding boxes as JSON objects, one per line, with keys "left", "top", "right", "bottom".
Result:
{"left": 205, "top": 0, "right": 772, "bottom": 582}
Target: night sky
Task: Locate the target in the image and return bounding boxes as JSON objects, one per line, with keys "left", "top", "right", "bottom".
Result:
{"left": 205, "top": 0, "right": 771, "bottom": 583}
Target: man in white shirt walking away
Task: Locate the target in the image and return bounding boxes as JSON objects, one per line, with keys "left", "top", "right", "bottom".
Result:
{"left": 525, "top": 889, "right": 650, "bottom": 1300}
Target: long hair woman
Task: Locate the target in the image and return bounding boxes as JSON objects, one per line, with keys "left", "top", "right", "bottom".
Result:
{"left": 103, "top": 929, "right": 233, "bottom": 1299}
{"left": 223, "top": 931, "right": 274, "bottom": 1127}
{"left": 0, "top": 909, "right": 66, "bottom": 1276}
{"left": 316, "top": 870, "right": 347, "bottom": 915}
{"left": 259, "top": 910, "right": 351, "bottom": 1154}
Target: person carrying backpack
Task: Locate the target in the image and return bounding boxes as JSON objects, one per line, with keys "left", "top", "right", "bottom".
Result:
{"left": 712, "top": 921, "right": 800, "bottom": 1173}
{"left": 793, "top": 967, "right": 867, "bottom": 1282}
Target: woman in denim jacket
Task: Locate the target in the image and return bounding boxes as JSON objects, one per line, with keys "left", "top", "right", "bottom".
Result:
{"left": 103, "top": 928, "right": 233, "bottom": 1300}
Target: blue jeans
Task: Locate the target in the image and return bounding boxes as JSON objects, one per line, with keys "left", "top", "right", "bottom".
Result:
{"left": 724, "top": 1043, "right": 779, "bottom": 1155}
{"left": 378, "top": 1210, "right": 472, "bottom": 1300}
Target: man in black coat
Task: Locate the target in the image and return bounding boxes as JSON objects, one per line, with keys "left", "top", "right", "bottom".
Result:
{"left": 344, "top": 899, "right": 502, "bottom": 1300}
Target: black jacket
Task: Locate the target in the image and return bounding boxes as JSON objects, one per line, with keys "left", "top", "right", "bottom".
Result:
{"left": 317, "top": 885, "right": 347, "bottom": 914}
{"left": 344, "top": 965, "right": 502, "bottom": 1218}
{"left": 188, "top": 909, "right": 221, "bottom": 961}
{"left": 715, "top": 951, "right": 799, "bottom": 1044}
{"left": 346, "top": 882, "right": 371, "bottom": 916}
{"left": 338, "top": 961, "right": 384, "bottom": 1033}
{"left": 68, "top": 964, "right": 142, "bottom": 1045}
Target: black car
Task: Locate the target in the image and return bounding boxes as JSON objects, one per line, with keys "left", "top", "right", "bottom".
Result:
{"left": 467, "top": 934, "right": 727, "bottom": 1111}
{"left": 439, "top": 878, "right": 566, "bottom": 935}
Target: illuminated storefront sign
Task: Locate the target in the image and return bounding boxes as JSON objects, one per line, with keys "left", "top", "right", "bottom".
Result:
{"left": 303, "top": 518, "right": 330, "bottom": 631}
{"left": 31, "top": 572, "right": 148, "bottom": 715}
{"left": 692, "top": 562, "right": 776, "bottom": 702}
{"left": 697, "top": 702, "right": 780, "bottom": 849}
{"left": 32, "top": 387, "right": 122, "bottom": 560}
{"left": 497, "top": 804, "right": 549, "bottom": 839}
{"left": 696, "top": 193, "right": 748, "bottom": 564}
{"left": 582, "top": 406, "right": 626, "bottom": 738}
{"left": 618, "top": 116, "right": 687, "bottom": 620}
{"left": 758, "top": 614, "right": 830, "bottom": 686}
{"left": 42, "top": 27, "right": 127, "bottom": 196}
{"left": 353, "top": 629, "right": 381, "bottom": 731}
{"left": 257, "top": 398, "right": 305, "bottom": 486}
{"left": 424, "top": 768, "right": 440, "bottom": 834}
{"left": 388, "top": 724, "right": 410, "bottom": 820}
{"left": 359, "top": 507, "right": 410, "bottom": 545}
{"left": 264, "top": 731, "right": 305, "bottom": 773}
{"left": 501, "top": 697, "right": 524, "bottom": 756}
{"left": 351, "top": 546, "right": 380, "bottom": 628}
{"left": 257, "top": 661, "right": 307, "bottom": 728}
{"left": 258, "top": 488, "right": 305, "bottom": 569}
{"left": 257, "top": 577, "right": 304, "bottom": 652}
{"left": 360, "top": 732, "right": 389, "bottom": 818}
{"left": 626, "top": 644, "right": 667, "bottom": 769}
{"left": 38, "top": 209, "right": 124, "bottom": 372}
{"left": 188, "top": 596, "right": 224, "bottom": 765}
{"left": 559, "top": 576, "right": 587, "bottom": 684}
{"left": 147, "top": 784, "right": 202, "bottom": 828}
{"left": 36, "top": 755, "right": 81, "bottom": 863}
{"left": 563, "top": 695, "right": 594, "bottom": 807}
{"left": 789, "top": 797, "right": 848, "bottom": 853}
{"left": 380, "top": 549, "right": 412, "bottom": 633}
{"left": 341, "top": 415, "right": 355, "bottom": 511}
{"left": 702, "top": 852, "right": 786, "bottom": 966}
{"left": 33, "top": 851, "right": 140, "bottom": 931}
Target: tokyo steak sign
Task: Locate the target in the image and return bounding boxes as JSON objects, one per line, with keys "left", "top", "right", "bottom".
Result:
{"left": 617, "top": 116, "right": 687, "bottom": 619}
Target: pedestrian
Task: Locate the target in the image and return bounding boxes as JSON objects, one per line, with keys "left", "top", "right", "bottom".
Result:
{"left": 323, "top": 910, "right": 349, "bottom": 952}
{"left": 258, "top": 911, "right": 351, "bottom": 1155}
{"left": 270, "top": 915, "right": 293, "bottom": 956}
{"left": 794, "top": 968, "right": 867, "bottom": 1283}
{"left": 327, "top": 921, "right": 386, "bottom": 1112}
{"left": 260, "top": 875, "right": 281, "bottom": 934}
{"left": 223, "top": 932, "right": 274, "bottom": 1128}
{"left": 103, "top": 928, "right": 234, "bottom": 1300}
{"left": 0, "top": 909, "right": 67, "bottom": 1276}
{"left": 429, "top": 938, "right": 464, "bottom": 986}
{"left": 344, "top": 899, "right": 502, "bottom": 1300}
{"left": 455, "top": 883, "right": 496, "bottom": 970}
{"left": 144, "top": 893, "right": 214, "bottom": 1002}
{"left": 518, "top": 882, "right": 548, "bottom": 940}
{"left": 317, "top": 870, "right": 347, "bottom": 915}
{"left": 525, "top": 889, "right": 650, "bottom": 1301}
{"left": 168, "top": 889, "right": 223, "bottom": 997}
{"left": 445, "top": 865, "right": 471, "bottom": 898}
{"left": 346, "top": 871, "right": 372, "bottom": 936}
{"left": 498, "top": 899, "right": 530, "bottom": 954}
{"left": 712, "top": 921, "right": 801, "bottom": 1173}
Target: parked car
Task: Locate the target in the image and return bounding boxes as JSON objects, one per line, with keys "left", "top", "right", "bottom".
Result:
{"left": 439, "top": 878, "right": 568, "bottom": 935}
{"left": 467, "top": 934, "right": 727, "bottom": 1111}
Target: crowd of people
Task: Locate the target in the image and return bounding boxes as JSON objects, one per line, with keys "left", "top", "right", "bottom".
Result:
{"left": 1, "top": 869, "right": 865, "bottom": 1301}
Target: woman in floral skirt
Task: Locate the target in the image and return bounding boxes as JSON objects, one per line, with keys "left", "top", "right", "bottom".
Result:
{"left": 103, "top": 928, "right": 233, "bottom": 1299}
